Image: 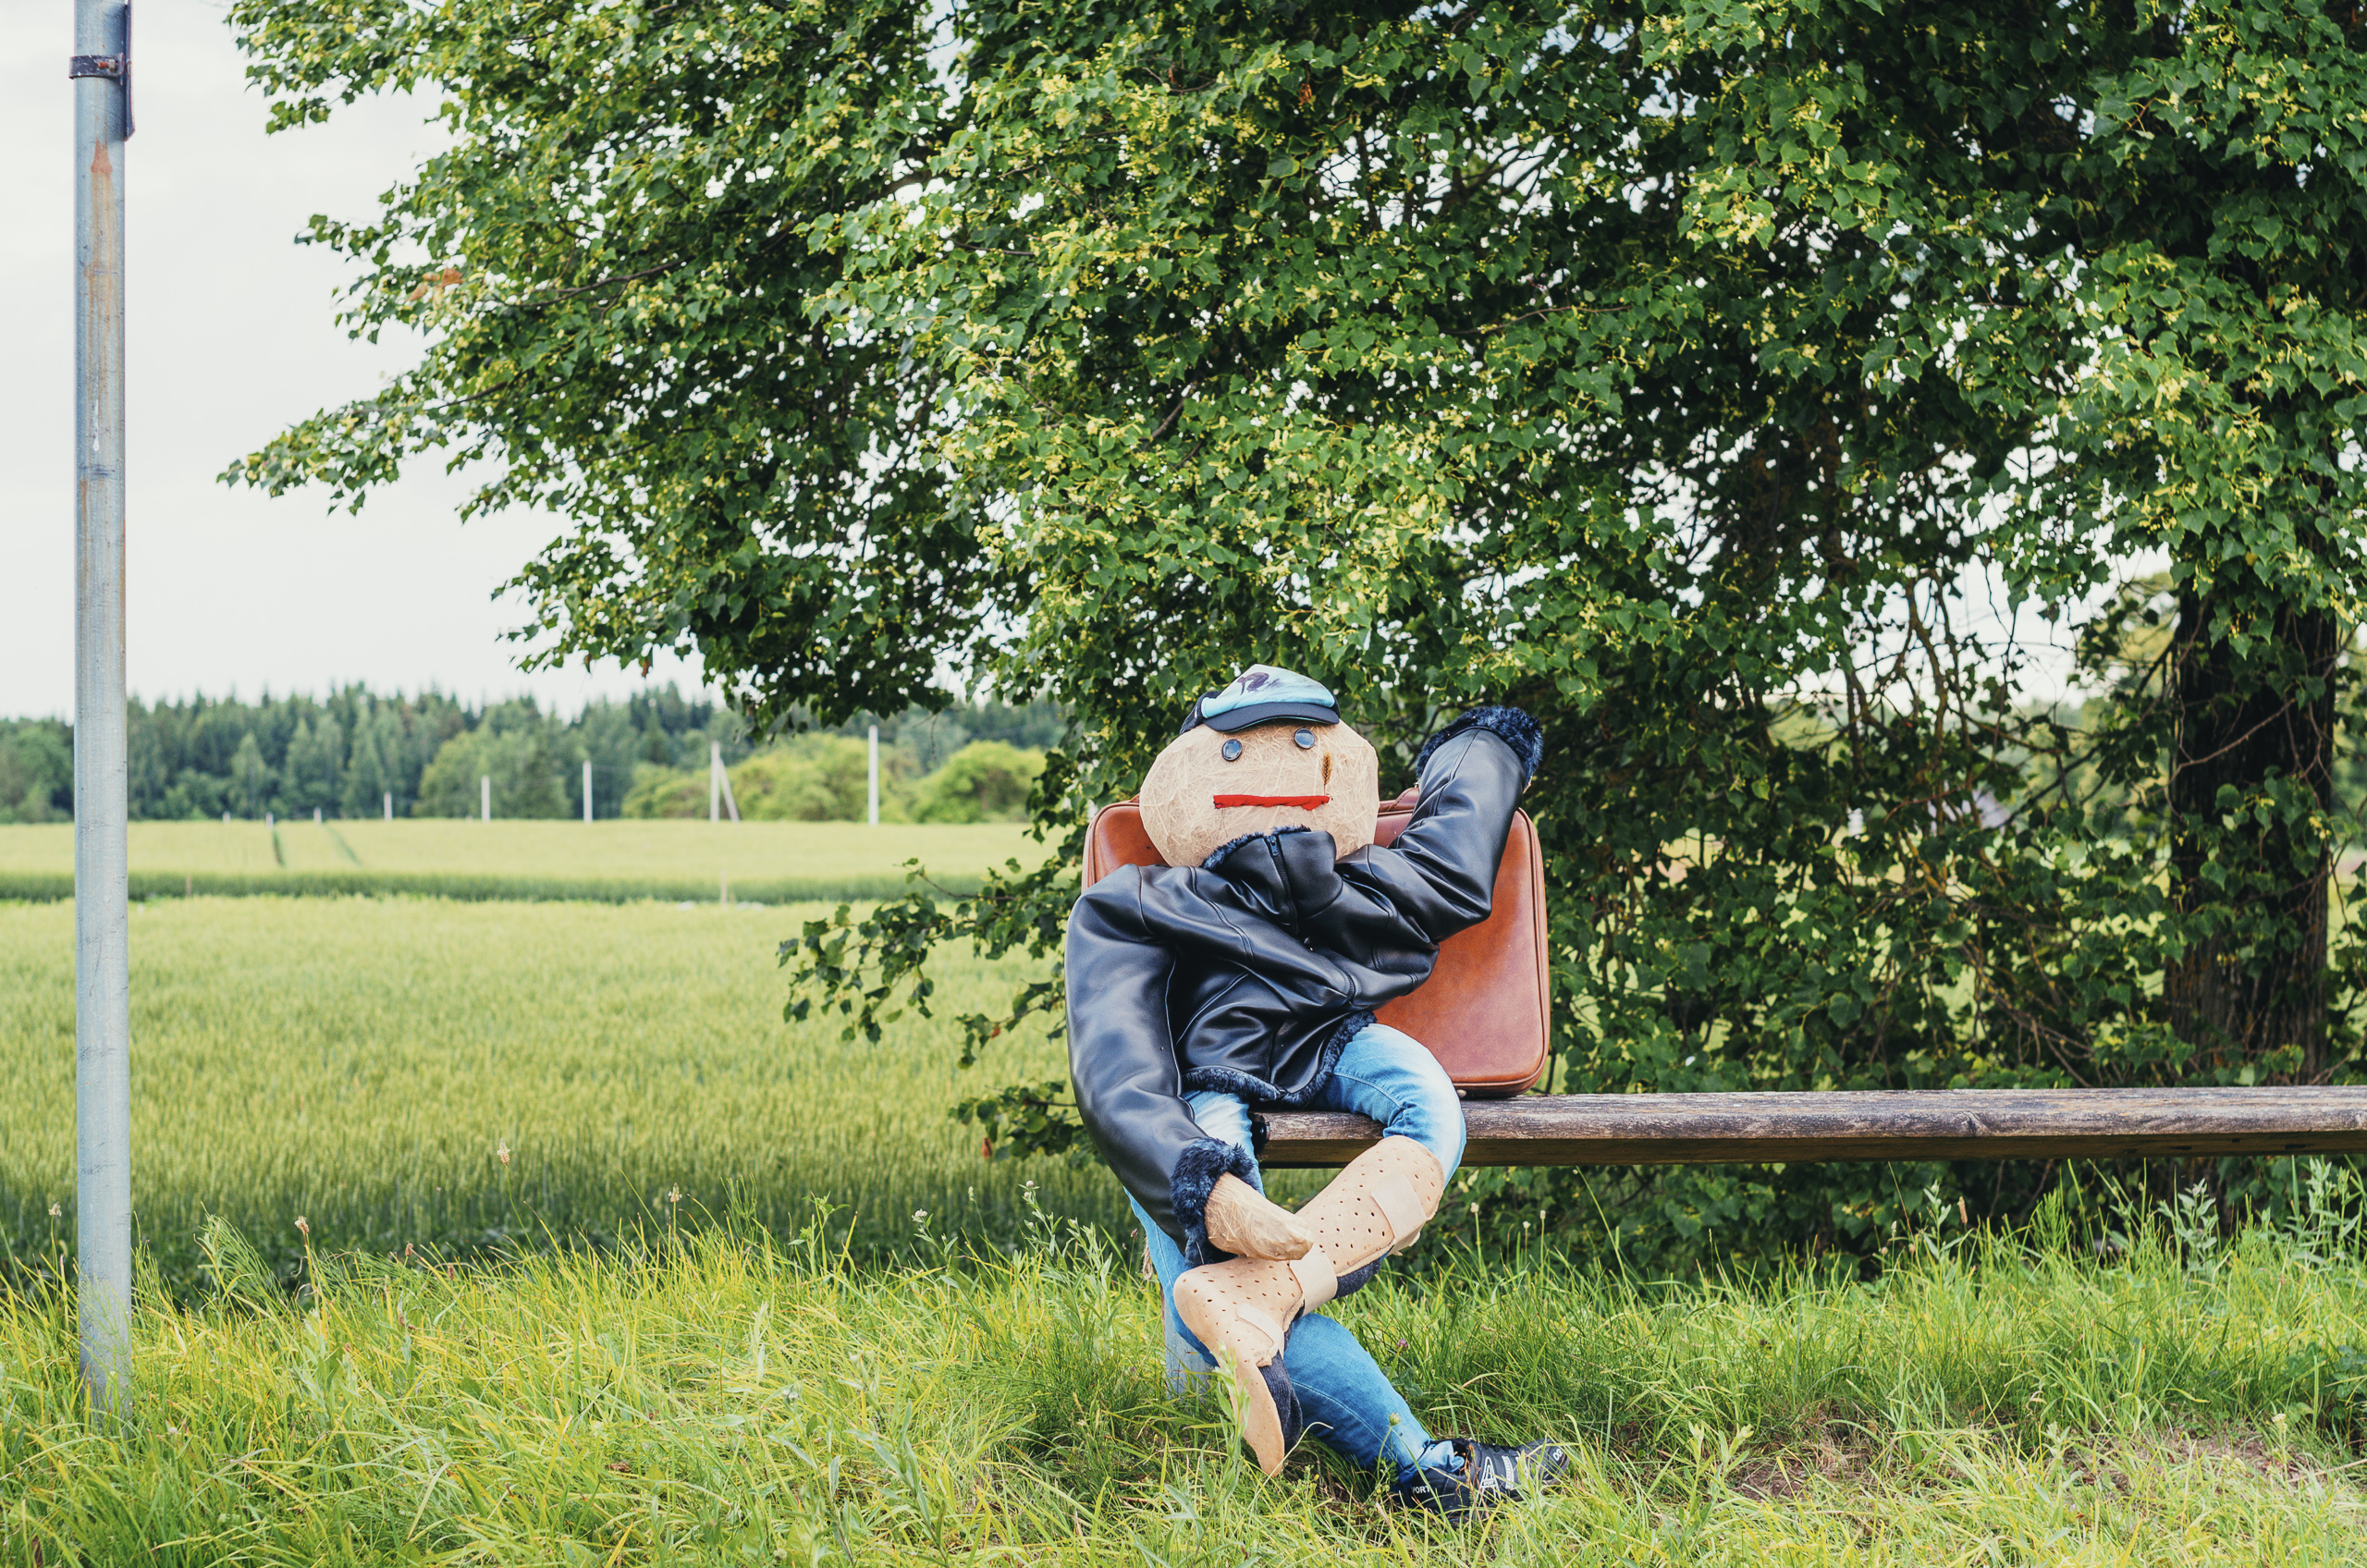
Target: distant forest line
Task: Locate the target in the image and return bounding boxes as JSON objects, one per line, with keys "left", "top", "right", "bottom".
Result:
{"left": 0, "top": 689, "right": 1064, "bottom": 825}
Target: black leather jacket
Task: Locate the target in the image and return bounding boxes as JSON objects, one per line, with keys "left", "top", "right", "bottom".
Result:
{"left": 1065, "top": 705, "right": 1541, "bottom": 1263}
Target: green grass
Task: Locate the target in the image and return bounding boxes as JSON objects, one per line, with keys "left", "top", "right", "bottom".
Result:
{"left": 0, "top": 896, "right": 1155, "bottom": 1292}
{"left": 7, "top": 896, "right": 2367, "bottom": 1561}
{"left": 0, "top": 821, "right": 1052, "bottom": 902}
{"left": 5, "top": 1213, "right": 2367, "bottom": 1562}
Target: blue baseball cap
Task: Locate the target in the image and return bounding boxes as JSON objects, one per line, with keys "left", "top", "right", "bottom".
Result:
{"left": 1179, "top": 665, "right": 1343, "bottom": 735}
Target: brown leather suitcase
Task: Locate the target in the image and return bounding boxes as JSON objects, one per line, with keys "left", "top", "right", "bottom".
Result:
{"left": 1081, "top": 789, "right": 1550, "bottom": 1096}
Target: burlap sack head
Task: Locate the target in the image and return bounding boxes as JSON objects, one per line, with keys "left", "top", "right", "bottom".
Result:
{"left": 1139, "top": 718, "right": 1379, "bottom": 867}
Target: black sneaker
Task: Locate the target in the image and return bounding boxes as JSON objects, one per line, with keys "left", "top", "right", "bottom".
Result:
{"left": 1390, "top": 1438, "right": 1568, "bottom": 1519}
{"left": 1453, "top": 1436, "right": 1568, "bottom": 1501}
{"left": 1390, "top": 1460, "right": 1480, "bottom": 1519}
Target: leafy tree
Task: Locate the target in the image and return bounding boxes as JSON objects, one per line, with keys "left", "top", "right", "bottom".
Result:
{"left": 571, "top": 701, "right": 644, "bottom": 819}
{"left": 415, "top": 703, "right": 571, "bottom": 817}
{"left": 914, "top": 742, "right": 1044, "bottom": 824}
{"left": 0, "top": 722, "right": 72, "bottom": 824}
{"left": 340, "top": 703, "right": 397, "bottom": 818}
{"left": 224, "top": 0, "right": 982, "bottom": 725}
{"left": 226, "top": 0, "right": 2367, "bottom": 1262}
{"left": 618, "top": 764, "right": 708, "bottom": 821}
{"left": 230, "top": 733, "right": 274, "bottom": 821}
{"left": 621, "top": 734, "right": 914, "bottom": 820}
{"left": 736, "top": 736, "right": 910, "bottom": 822}
{"left": 279, "top": 715, "right": 346, "bottom": 817}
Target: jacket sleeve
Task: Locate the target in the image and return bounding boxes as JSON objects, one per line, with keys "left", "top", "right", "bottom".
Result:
{"left": 1064, "top": 870, "right": 1258, "bottom": 1263}
{"left": 1242, "top": 704, "right": 1541, "bottom": 958}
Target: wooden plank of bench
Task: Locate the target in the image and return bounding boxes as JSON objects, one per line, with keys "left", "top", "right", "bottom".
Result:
{"left": 1257, "top": 1087, "right": 2367, "bottom": 1167}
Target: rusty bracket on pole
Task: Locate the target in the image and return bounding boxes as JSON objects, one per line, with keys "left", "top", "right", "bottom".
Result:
{"left": 67, "top": 2, "right": 131, "bottom": 136}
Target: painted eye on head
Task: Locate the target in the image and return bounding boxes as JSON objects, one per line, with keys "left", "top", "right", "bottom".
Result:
{"left": 1220, "top": 739, "right": 1244, "bottom": 762}
{"left": 1294, "top": 729, "right": 1317, "bottom": 750}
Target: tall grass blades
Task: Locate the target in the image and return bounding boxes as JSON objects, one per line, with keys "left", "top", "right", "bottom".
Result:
{"left": 4, "top": 1212, "right": 2367, "bottom": 1563}
{"left": 0, "top": 898, "right": 1134, "bottom": 1291}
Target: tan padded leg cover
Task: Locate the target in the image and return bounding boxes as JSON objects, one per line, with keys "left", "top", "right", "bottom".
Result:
{"left": 1212, "top": 1344, "right": 1288, "bottom": 1476}
{"left": 1172, "top": 1139, "right": 1444, "bottom": 1476}
{"left": 1174, "top": 1257, "right": 1298, "bottom": 1369}
{"left": 1174, "top": 1138, "right": 1443, "bottom": 1384}
{"left": 1293, "top": 1136, "right": 1446, "bottom": 1279}
{"left": 1173, "top": 1257, "right": 1303, "bottom": 1474}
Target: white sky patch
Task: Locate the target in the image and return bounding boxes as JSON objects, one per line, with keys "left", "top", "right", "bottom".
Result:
{"left": 0, "top": 0, "right": 714, "bottom": 719}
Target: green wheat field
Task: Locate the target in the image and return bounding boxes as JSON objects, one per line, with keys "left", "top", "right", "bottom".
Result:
{"left": 0, "top": 893, "right": 1114, "bottom": 1289}
{"left": 5, "top": 829, "right": 2367, "bottom": 1562}
{"left": 0, "top": 819, "right": 1050, "bottom": 904}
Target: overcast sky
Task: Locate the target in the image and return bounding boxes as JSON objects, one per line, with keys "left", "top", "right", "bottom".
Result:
{"left": 0, "top": 0, "right": 713, "bottom": 720}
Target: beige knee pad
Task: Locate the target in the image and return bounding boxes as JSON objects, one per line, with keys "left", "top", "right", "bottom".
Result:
{"left": 1293, "top": 1135, "right": 1445, "bottom": 1278}
{"left": 1173, "top": 1253, "right": 1334, "bottom": 1475}
{"left": 1171, "top": 1137, "right": 1444, "bottom": 1476}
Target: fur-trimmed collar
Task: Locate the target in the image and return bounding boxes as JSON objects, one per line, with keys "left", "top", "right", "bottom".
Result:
{"left": 1199, "top": 823, "right": 1312, "bottom": 871}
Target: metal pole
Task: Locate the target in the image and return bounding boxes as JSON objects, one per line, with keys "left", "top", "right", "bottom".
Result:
{"left": 72, "top": 0, "right": 133, "bottom": 1415}
{"left": 583, "top": 757, "right": 593, "bottom": 823}
{"left": 709, "top": 742, "right": 721, "bottom": 823}
{"left": 867, "top": 725, "right": 879, "bottom": 827}
{"left": 481, "top": 774, "right": 490, "bottom": 821}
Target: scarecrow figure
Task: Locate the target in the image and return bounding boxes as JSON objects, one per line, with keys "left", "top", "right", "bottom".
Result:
{"left": 1065, "top": 665, "right": 1567, "bottom": 1514}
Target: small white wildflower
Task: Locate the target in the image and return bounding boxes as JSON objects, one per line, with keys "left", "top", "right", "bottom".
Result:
{"left": 294, "top": 1216, "right": 310, "bottom": 1237}
{"left": 48, "top": 1202, "right": 61, "bottom": 1219}
{"left": 913, "top": 1210, "right": 928, "bottom": 1223}
{"left": 497, "top": 1139, "right": 510, "bottom": 1168}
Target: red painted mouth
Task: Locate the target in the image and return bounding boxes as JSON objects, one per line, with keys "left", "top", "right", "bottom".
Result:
{"left": 1212, "top": 794, "right": 1331, "bottom": 810}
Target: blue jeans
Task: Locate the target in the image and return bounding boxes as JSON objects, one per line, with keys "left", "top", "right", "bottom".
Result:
{"left": 1128, "top": 1022, "right": 1467, "bottom": 1476}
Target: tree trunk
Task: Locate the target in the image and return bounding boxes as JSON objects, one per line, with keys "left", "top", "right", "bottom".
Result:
{"left": 2165, "top": 588, "right": 2338, "bottom": 1079}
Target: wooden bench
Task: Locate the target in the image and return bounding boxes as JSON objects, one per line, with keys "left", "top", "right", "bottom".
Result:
{"left": 1257, "top": 1086, "right": 2367, "bottom": 1167}
{"left": 1086, "top": 797, "right": 2367, "bottom": 1171}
